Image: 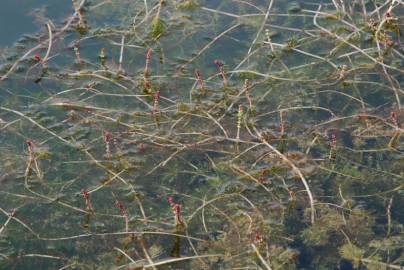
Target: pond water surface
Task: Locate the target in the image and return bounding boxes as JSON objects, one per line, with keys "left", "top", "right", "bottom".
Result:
{"left": 0, "top": 1, "right": 403, "bottom": 269}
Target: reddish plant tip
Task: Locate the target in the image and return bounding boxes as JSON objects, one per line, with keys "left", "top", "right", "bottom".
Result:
{"left": 138, "top": 142, "right": 145, "bottom": 152}
{"left": 144, "top": 80, "right": 152, "bottom": 89}
{"left": 168, "top": 196, "right": 174, "bottom": 206}
{"left": 390, "top": 111, "right": 398, "bottom": 127}
{"left": 213, "top": 59, "right": 223, "bottom": 67}
{"left": 254, "top": 231, "right": 263, "bottom": 243}
{"left": 81, "top": 189, "right": 89, "bottom": 198}
{"left": 81, "top": 189, "right": 94, "bottom": 211}
{"left": 146, "top": 48, "right": 153, "bottom": 60}
{"left": 103, "top": 131, "right": 113, "bottom": 142}
{"left": 330, "top": 133, "right": 337, "bottom": 147}
{"left": 26, "top": 139, "right": 33, "bottom": 147}
{"left": 167, "top": 197, "right": 183, "bottom": 225}
{"left": 115, "top": 200, "right": 127, "bottom": 216}
{"left": 154, "top": 91, "right": 160, "bottom": 101}
{"left": 34, "top": 54, "right": 41, "bottom": 62}
{"left": 280, "top": 122, "right": 285, "bottom": 135}
{"left": 194, "top": 69, "right": 205, "bottom": 89}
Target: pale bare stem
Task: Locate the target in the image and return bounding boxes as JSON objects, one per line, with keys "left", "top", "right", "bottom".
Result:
{"left": 200, "top": 7, "right": 242, "bottom": 18}
{"left": 231, "top": 164, "right": 273, "bottom": 194}
{"left": 40, "top": 231, "right": 206, "bottom": 242}
{"left": 381, "top": 66, "right": 402, "bottom": 110}
{"left": 246, "top": 0, "right": 274, "bottom": 56}
{"left": 156, "top": 0, "right": 163, "bottom": 19}
{"left": 25, "top": 146, "right": 34, "bottom": 179}
{"left": 72, "top": 0, "right": 86, "bottom": 28}
{"left": 83, "top": 149, "right": 148, "bottom": 221}
{"left": 373, "top": 11, "right": 402, "bottom": 110}
{"left": 0, "top": 207, "right": 40, "bottom": 238}
{"left": 265, "top": 42, "right": 338, "bottom": 69}
{"left": 0, "top": 0, "right": 85, "bottom": 80}
{"left": 369, "top": 0, "right": 391, "bottom": 17}
{"left": 21, "top": 254, "right": 64, "bottom": 260}
{"left": 201, "top": 196, "right": 208, "bottom": 233}
{"left": 361, "top": 258, "right": 403, "bottom": 270}
{"left": 360, "top": 0, "right": 367, "bottom": 17}
{"left": 88, "top": 169, "right": 126, "bottom": 194}
{"left": 232, "top": 0, "right": 265, "bottom": 13}
{"left": 256, "top": 106, "right": 336, "bottom": 119}
{"left": 0, "top": 106, "right": 148, "bottom": 220}
{"left": 141, "top": 254, "right": 223, "bottom": 269}
{"left": 183, "top": 226, "right": 211, "bottom": 269}
{"left": 253, "top": 127, "right": 316, "bottom": 224}
{"left": 305, "top": 136, "right": 318, "bottom": 155}
{"left": 313, "top": 5, "right": 403, "bottom": 74}
{"left": 0, "top": 209, "right": 15, "bottom": 236}
{"left": 114, "top": 247, "right": 136, "bottom": 264}
{"left": 145, "top": 147, "right": 186, "bottom": 176}
{"left": 144, "top": 0, "right": 149, "bottom": 18}
{"left": 251, "top": 244, "right": 273, "bottom": 270}
{"left": 42, "top": 22, "right": 53, "bottom": 64}
{"left": 331, "top": 0, "right": 341, "bottom": 12}
{"left": 186, "top": 194, "right": 237, "bottom": 223}
{"left": 386, "top": 196, "right": 393, "bottom": 237}
{"left": 339, "top": 0, "right": 346, "bottom": 15}
{"left": 236, "top": 104, "right": 243, "bottom": 142}
{"left": 118, "top": 35, "right": 125, "bottom": 73}
{"left": 139, "top": 235, "right": 158, "bottom": 270}
{"left": 201, "top": 110, "right": 229, "bottom": 138}
{"left": 179, "top": 23, "right": 241, "bottom": 70}
{"left": 33, "top": 157, "right": 44, "bottom": 180}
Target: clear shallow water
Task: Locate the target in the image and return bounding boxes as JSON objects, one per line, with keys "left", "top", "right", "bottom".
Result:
{"left": 0, "top": 0, "right": 403, "bottom": 269}
{"left": 0, "top": 0, "right": 72, "bottom": 46}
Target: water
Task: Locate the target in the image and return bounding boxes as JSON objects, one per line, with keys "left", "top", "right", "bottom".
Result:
{"left": 0, "top": 0, "right": 72, "bottom": 46}
{"left": 0, "top": 0, "right": 403, "bottom": 269}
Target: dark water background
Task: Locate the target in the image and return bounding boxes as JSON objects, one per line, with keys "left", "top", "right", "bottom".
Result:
{"left": 0, "top": 0, "right": 72, "bottom": 46}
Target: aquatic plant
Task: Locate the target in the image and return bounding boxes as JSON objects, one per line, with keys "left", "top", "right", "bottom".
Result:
{"left": 0, "top": 0, "right": 403, "bottom": 269}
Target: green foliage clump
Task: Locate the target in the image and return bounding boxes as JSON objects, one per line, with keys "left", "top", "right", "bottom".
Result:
{"left": 151, "top": 17, "right": 166, "bottom": 39}
{"left": 176, "top": 0, "right": 198, "bottom": 11}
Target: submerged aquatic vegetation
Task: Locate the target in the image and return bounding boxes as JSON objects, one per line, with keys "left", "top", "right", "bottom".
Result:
{"left": 0, "top": 0, "right": 403, "bottom": 269}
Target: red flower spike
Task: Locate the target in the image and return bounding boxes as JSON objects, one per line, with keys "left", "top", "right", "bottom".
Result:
{"left": 330, "top": 133, "right": 337, "bottom": 150}
{"left": 103, "top": 131, "right": 113, "bottom": 143}
{"left": 168, "top": 196, "right": 174, "bottom": 207}
{"left": 81, "top": 189, "right": 94, "bottom": 211}
{"left": 214, "top": 60, "right": 227, "bottom": 86}
{"left": 243, "top": 79, "right": 253, "bottom": 109}
{"left": 390, "top": 112, "right": 398, "bottom": 127}
{"left": 115, "top": 200, "right": 127, "bottom": 216}
{"left": 194, "top": 69, "right": 205, "bottom": 90}
{"left": 143, "top": 48, "right": 153, "bottom": 89}
{"left": 254, "top": 231, "right": 263, "bottom": 243}
{"left": 34, "top": 54, "right": 42, "bottom": 62}
{"left": 146, "top": 48, "right": 153, "bottom": 62}
{"left": 167, "top": 196, "right": 183, "bottom": 226}
{"left": 280, "top": 122, "right": 285, "bottom": 136}
{"left": 26, "top": 139, "right": 33, "bottom": 149}
{"left": 103, "top": 131, "right": 113, "bottom": 157}
{"left": 213, "top": 59, "right": 223, "bottom": 67}
{"left": 115, "top": 200, "right": 129, "bottom": 232}
{"left": 144, "top": 48, "right": 153, "bottom": 76}
{"left": 152, "top": 91, "right": 160, "bottom": 114}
